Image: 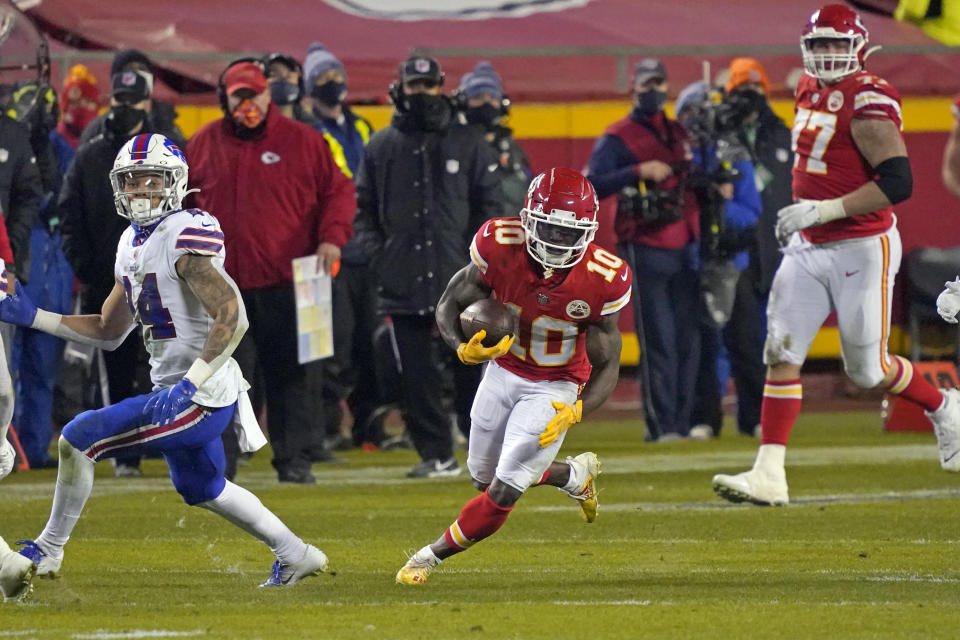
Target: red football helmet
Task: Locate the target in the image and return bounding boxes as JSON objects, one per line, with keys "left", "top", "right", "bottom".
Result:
{"left": 801, "top": 4, "right": 870, "bottom": 83}
{"left": 520, "top": 168, "right": 599, "bottom": 270}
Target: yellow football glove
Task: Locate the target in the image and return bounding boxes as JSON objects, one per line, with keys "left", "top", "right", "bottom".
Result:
{"left": 539, "top": 399, "right": 583, "bottom": 448}
{"left": 457, "top": 330, "right": 515, "bottom": 365}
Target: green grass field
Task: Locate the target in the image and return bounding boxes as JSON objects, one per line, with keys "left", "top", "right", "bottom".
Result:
{"left": 2, "top": 411, "right": 959, "bottom": 639}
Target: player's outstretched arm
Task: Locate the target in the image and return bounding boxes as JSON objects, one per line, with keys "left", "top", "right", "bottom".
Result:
{"left": 7, "top": 279, "right": 136, "bottom": 350}
{"left": 436, "top": 263, "right": 492, "bottom": 352}
{"left": 579, "top": 312, "right": 623, "bottom": 415}
{"left": 176, "top": 254, "right": 248, "bottom": 374}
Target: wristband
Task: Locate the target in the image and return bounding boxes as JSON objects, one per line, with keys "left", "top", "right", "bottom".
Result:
{"left": 31, "top": 309, "right": 62, "bottom": 334}
{"left": 816, "top": 198, "right": 846, "bottom": 223}
{"left": 184, "top": 358, "right": 214, "bottom": 387}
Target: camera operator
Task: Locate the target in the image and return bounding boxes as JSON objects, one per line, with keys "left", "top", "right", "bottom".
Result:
{"left": 675, "top": 81, "right": 764, "bottom": 441}
{"left": 585, "top": 59, "right": 701, "bottom": 442}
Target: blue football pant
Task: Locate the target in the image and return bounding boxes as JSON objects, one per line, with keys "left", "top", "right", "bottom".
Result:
{"left": 61, "top": 389, "right": 236, "bottom": 505}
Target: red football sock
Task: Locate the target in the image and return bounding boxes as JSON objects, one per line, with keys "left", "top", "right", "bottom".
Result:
{"left": 760, "top": 379, "right": 803, "bottom": 446}
{"left": 535, "top": 468, "right": 550, "bottom": 485}
{"left": 443, "top": 489, "right": 513, "bottom": 552}
{"left": 887, "top": 355, "right": 943, "bottom": 412}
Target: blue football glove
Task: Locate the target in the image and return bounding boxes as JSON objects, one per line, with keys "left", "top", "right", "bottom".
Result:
{"left": 151, "top": 377, "right": 199, "bottom": 426}
{"left": 0, "top": 281, "right": 38, "bottom": 328}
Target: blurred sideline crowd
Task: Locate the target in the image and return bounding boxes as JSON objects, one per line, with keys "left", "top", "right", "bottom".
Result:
{"left": 0, "top": 44, "right": 848, "bottom": 482}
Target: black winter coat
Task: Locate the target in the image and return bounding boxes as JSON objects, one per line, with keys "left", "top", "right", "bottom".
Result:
{"left": 354, "top": 109, "right": 503, "bottom": 315}
{"left": 0, "top": 116, "right": 43, "bottom": 279}
{"left": 58, "top": 130, "right": 130, "bottom": 307}
{"left": 78, "top": 100, "right": 187, "bottom": 151}
{"left": 739, "top": 104, "right": 794, "bottom": 295}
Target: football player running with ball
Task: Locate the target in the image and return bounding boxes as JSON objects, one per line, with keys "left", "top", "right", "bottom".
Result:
{"left": 713, "top": 4, "right": 960, "bottom": 506}
{"left": 2, "top": 134, "right": 327, "bottom": 598}
{"left": 396, "top": 168, "right": 631, "bottom": 585}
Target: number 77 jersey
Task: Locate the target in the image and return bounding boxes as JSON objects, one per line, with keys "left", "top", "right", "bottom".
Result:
{"left": 469, "top": 217, "right": 632, "bottom": 385}
{"left": 792, "top": 70, "right": 903, "bottom": 243}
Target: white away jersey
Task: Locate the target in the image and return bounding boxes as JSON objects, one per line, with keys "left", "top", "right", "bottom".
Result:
{"left": 115, "top": 208, "right": 244, "bottom": 406}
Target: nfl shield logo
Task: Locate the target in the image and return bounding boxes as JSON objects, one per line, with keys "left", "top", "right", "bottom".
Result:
{"left": 122, "top": 71, "right": 137, "bottom": 86}
{"left": 414, "top": 58, "right": 430, "bottom": 73}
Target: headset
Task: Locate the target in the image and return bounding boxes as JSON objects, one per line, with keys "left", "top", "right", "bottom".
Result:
{"left": 216, "top": 56, "right": 267, "bottom": 113}
{"left": 450, "top": 88, "right": 511, "bottom": 118}
{"left": 262, "top": 52, "right": 305, "bottom": 102}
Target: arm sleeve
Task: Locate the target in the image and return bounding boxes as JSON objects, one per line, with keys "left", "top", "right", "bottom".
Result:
{"left": 584, "top": 134, "right": 640, "bottom": 200}
{"left": 312, "top": 131, "right": 357, "bottom": 248}
{"left": 723, "top": 159, "right": 762, "bottom": 230}
{"left": 599, "top": 260, "right": 633, "bottom": 316}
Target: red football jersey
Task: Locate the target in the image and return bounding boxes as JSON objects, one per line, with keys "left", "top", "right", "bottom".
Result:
{"left": 469, "top": 218, "right": 632, "bottom": 385}
{"left": 792, "top": 70, "right": 903, "bottom": 243}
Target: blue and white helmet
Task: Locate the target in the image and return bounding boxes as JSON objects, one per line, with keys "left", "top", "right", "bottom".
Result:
{"left": 109, "top": 133, "right": 189, "bottom": 226}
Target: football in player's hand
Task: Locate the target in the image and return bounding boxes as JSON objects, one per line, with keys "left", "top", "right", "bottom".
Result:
{"left": 460, "top": 298, "right": 517, "bottom": 348}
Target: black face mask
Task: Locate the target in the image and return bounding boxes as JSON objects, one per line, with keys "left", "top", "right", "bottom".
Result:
{"left": 269, "top": 80, "right": 301, "bottom": 106}
{"left": 106, "top": 104, "right": 147, "bottom": 136}
{"left": 464, "top": 103, "right": 502, "bottom": 129}
{"left": 403, "top": 93, "right": 451, "bottom": 131}
{"left": 634, "top": 89, "right": 667, "bottom": 118}
{"left": 727, "top": 89, "right": 766, "bottom": 118}
{"left": 312, "top": 80, "right": 347, "bottom": 107}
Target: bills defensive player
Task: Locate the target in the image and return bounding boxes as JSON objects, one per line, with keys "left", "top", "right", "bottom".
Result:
{"left": 1, "top": 134, "right": 327, "bottom": 596}
{"left": 713, "top": 4, "right": 960, "bottom": 506}
{"left": 396, "top": 168, "right": 631, "bottom": 585}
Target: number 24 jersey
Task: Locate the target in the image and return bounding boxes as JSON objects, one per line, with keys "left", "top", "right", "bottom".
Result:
{"left": 469, "top": 217, "right": 632, "bottom": 385}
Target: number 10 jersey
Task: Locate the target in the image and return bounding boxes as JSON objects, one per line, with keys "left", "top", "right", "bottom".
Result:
{"left": 469, "top": 217, "right": 632, "bottom": 385}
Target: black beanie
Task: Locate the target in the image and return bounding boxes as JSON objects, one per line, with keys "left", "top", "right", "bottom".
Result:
{"left": 111, "top": 49, "right": 152, "bottom": 76}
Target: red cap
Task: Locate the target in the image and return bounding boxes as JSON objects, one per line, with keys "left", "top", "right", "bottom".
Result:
{"left": 223, "top": 62, "right": 267, "bottom": 96}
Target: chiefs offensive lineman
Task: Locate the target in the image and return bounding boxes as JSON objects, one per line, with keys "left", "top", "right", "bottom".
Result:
{"left": 395, "top": 168, "right": 631, "bottom": 585}
{"left": 713, "top": 4, "right": 960, "bottom": 507}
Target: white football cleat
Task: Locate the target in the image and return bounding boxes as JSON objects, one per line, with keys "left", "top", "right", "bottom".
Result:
{"left": 563, "top": 452, "right": 601, "bottom": 523}
{"left": 0, "top": 438, "right": 15, "bottom": 482}
{"left": 258, "top": 544, "right": 328, "bottom": 587}
{"left": 16, "top": 540, "right": 61, "bottom": 578}
{"left": 395, "top": 546, "right": 441, "bottom": 586}
{"left": 925, "top": 388, "right": 960, "bottom": 472}
{"left": 0, "top": 538, "right": 36, "bottom": 602}
{"left": 712, "top": 468, "right": 789, "bottom": 506}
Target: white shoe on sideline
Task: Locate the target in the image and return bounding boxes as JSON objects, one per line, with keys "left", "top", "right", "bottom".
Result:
{"left": 688, "top": 425, "right": 714, "bottom": 441}
{"left": 925, "top": 388, "right": 960, "bottom": 471}
{"left": 712, "top": 468, "right": 789, "bottom": 506}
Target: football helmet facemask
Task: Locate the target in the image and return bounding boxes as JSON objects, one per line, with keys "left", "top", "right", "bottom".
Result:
{"left": 520, "top": 168, "right": 599, "bottom": 270}
{"left": 110, "top": 133, "right": 190, "bottom": 226}
{"left": 801, "top": 4, "right": 870, "bottom": 84}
